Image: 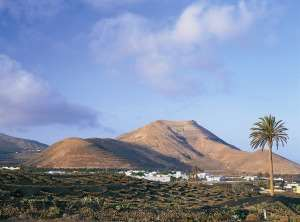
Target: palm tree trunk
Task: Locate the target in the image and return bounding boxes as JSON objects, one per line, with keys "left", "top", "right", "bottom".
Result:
{"left": 268, "top": 143, "right": 274, "bottom": 196}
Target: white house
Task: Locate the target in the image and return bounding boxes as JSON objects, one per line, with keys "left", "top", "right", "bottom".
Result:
{"left": 197, "top": 172, "right": 208, "bottom": 180}
{"left": 47, "top": 170, "right": 66, "bottom": 175}
{"left": 196, "top": 172, "right": 225, "bottom": 183}
{"left": 174, "top": 171, "right": 182, "bottom": 178}
{"left": 145, "top": 173, "right": 171, "bottom": 183}
{"left": 243, "top": 176, "right": 258, "bottom": 181}
{"left": 123, "top": 170, "right": 190, "bottom": 183}
{"left": 294, "top": 185, "right": 300, "bottom": 194}
{"left": 285, "top": 182, "right": 300, "bottom": 194}
{"left": 171, "top": 171, "right": 188, "bottom": 180}
{"left": 1, "top": 166, "right": 20, "bottom": 170}
{"left": 206, "top": 175, "right": 225, "bottom": 183}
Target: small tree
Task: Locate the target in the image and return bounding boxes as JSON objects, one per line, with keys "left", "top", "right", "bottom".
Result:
{"left": 250, "top": 115, "right": 288, "bottom": 196}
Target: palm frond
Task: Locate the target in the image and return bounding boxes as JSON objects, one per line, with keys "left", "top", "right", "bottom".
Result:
{"left": 249, "top": 115, "right": 288, "bottom": 150}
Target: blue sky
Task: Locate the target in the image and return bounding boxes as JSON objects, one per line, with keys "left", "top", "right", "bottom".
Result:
{"left": 0, "top": 0, "right": 299, "bottom": 163}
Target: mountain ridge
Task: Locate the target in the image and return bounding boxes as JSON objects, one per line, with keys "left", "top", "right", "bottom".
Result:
{"left": 0, "top": 133, "right": 48, "bottom": 165}
{"left": 4, "top": 120, "right": 300, "bottom": 174}
{"left": 119, "top": 120, "right": 300, "bottom": 174}
{"left": 27, "top": 137, "right": 190, "bottom": 170}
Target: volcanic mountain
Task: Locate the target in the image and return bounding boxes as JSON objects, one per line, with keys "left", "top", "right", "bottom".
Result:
{"left": 0, "top": 133, "right": 48, "bottom": 165}
{"left": 27, "top": 137, "right": 189, "bottom": 169}
{"left": 28, "top": 120, "right": 300, "bottom": 174}
{"left": 119, "top": 120, "right": 300, "bottom": 174}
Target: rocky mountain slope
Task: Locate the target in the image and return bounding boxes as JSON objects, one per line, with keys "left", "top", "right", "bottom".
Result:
{"left": 28, "top": 137, "right": 189, "bottom": 169}
{"left": 27, "top": 120, "right": 300, "bottom": 174}
{"left": 119, "top": 120, "right": 300, "bottom": 174}
{"left": 0, "top": 133, "right": 48, "bottom": 165}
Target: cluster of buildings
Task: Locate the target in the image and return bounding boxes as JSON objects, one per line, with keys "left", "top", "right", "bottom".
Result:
{"left": 0, "top": 166, "right": 20, "bottom": 170}
{"left": 2, "top": 166, "right": 299, "bottom": 194}
{"left": 196, "top": 172, "right": 225, "bottom": 182}
{"left": 123, "top": 170, "right": 230, "bottom": 183}
{"left": 47, "top": 170, "right": 67, "bottom": 175}
{"left": 123, "top": 170, "right": 189, "bottom": 183}
{"left": 122, "top": 170, "right": 300, "bottom": 194}
{"left": 123, "top": 170, "right": 264, "bottom": 184}
{"left": 283, "top": 182, "right": 300, "bottom": 194}
{"left": 258, "top": 177, "right": 300, "bottom": 194}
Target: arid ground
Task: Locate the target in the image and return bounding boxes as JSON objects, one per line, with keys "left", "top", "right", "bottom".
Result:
{"left": 0, "top": 169, "right": 299, "bottom": 221}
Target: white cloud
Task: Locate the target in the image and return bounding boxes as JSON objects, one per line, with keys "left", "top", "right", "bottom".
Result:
{"left": 174, "top": 1, "right": 255, "bottom": 44}
{"left": 0, "top": 54, "right": 99, "bottom": 128}
{"left": 89, "top": 0, "right": 266, "bottom": 94}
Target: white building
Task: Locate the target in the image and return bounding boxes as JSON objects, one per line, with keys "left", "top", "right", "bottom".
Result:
{"left": 171, "top": 171, "right": 188, "bottom": 180}
{"left": 124, "top": 170, "right": 145, "bottom": 177}
{"left": 1, "top": 166, "right": 20, "bottom": 170}
{"left": 145, "top": 173, "right": 171, "bottom": 183}
{"left": 206, "top": 175, "right": 225, "bottom": 183}
{"left": 285, "top": 182, "right": 300, "bottom": 194}
{"left": 174, "top": 171, "right": 182, "bottom": 178}
{"left": 243, "top": 176, "right": 258, "bottom": 181}
{"left": 196, "top": 172, "right": 226, "bottom": 183}
{"left": 47, "top": 170, "right": 66, "bottom": 175}
{"left": 197, "top": 172, "right": 208, "bottom": 180}
{"left": 123, "top": 170, "right": 189, "bottom": 183}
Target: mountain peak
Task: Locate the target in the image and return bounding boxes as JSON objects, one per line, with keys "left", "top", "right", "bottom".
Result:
{"left": 147, "top": 120, "right": 230, "bottom": 146}
{"left": 152, "top": 120, "right": 198, "bottom": 127}
{"left": 22, "top": 120, "right": 300, "bottom": 174}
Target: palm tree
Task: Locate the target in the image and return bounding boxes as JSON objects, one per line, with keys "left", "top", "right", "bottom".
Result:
{"left": 250, "top": 115, "right": 288, "bottom": 196}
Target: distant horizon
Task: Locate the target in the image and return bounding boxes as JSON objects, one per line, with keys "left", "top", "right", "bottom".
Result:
{"left": 0, "top": 0, "right": 299, "bottom": 164}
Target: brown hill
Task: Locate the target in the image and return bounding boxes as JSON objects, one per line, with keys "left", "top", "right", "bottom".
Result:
{"left": 28, "top": 137, "right": 190, "bottom": 169}
{"left": 28, "top": 138, "right": 132, "bottom": 169}
{"left": 27, "top": 120, "right": 300, "bottom": 174}
{"left": 119, "top": 120, "right": 300, "bottom": 174}
{"left": 238, "top": 151, "right": 300, "bottom": 175}
{"left": 118, "top": 120, "right": 225, "bottom": 171}
{"left": 0, "top": 133, "right": 47, "bottom": 165}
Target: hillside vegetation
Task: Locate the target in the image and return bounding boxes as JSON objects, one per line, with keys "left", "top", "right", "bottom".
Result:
{"left": 0, "top": 169, "right": 299, "bottom": 221}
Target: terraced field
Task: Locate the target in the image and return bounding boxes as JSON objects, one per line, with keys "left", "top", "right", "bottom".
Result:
{"left": 0, "top": 169, "right": 299, "bottom": 221}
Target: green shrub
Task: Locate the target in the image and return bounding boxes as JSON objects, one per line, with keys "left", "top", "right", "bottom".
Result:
{"left": 232, "top": 208, "right": 249, "bottom": 220}
{"left": 41, "top": 206, "right": 61, "bottom": 219}
{"left": 21, "top": 198, "right": 36, "bottom": 210}
{"left": 81, "top": 196, "right": 103, "bottom": 210}
{"left": 0, "top": 205, "right": 20, "bottom": 219}
{"left": 257, "top": 180, "right": 268, "bottom": 189}
{"left": 79, "top": 207, "right": 95, "bottom": 218}
{"left": 131, "top": 172, "right": 145, "bottom": 177}
{"left": 231, "top": 183, "right": 258, "bottom": 195}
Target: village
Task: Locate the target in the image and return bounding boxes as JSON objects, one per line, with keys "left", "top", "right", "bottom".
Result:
{"left": 1, "top": 166, "right": 300, "bottom": 194}
{"left": 122, "top": 170, "right": 300, "bottom": 194}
